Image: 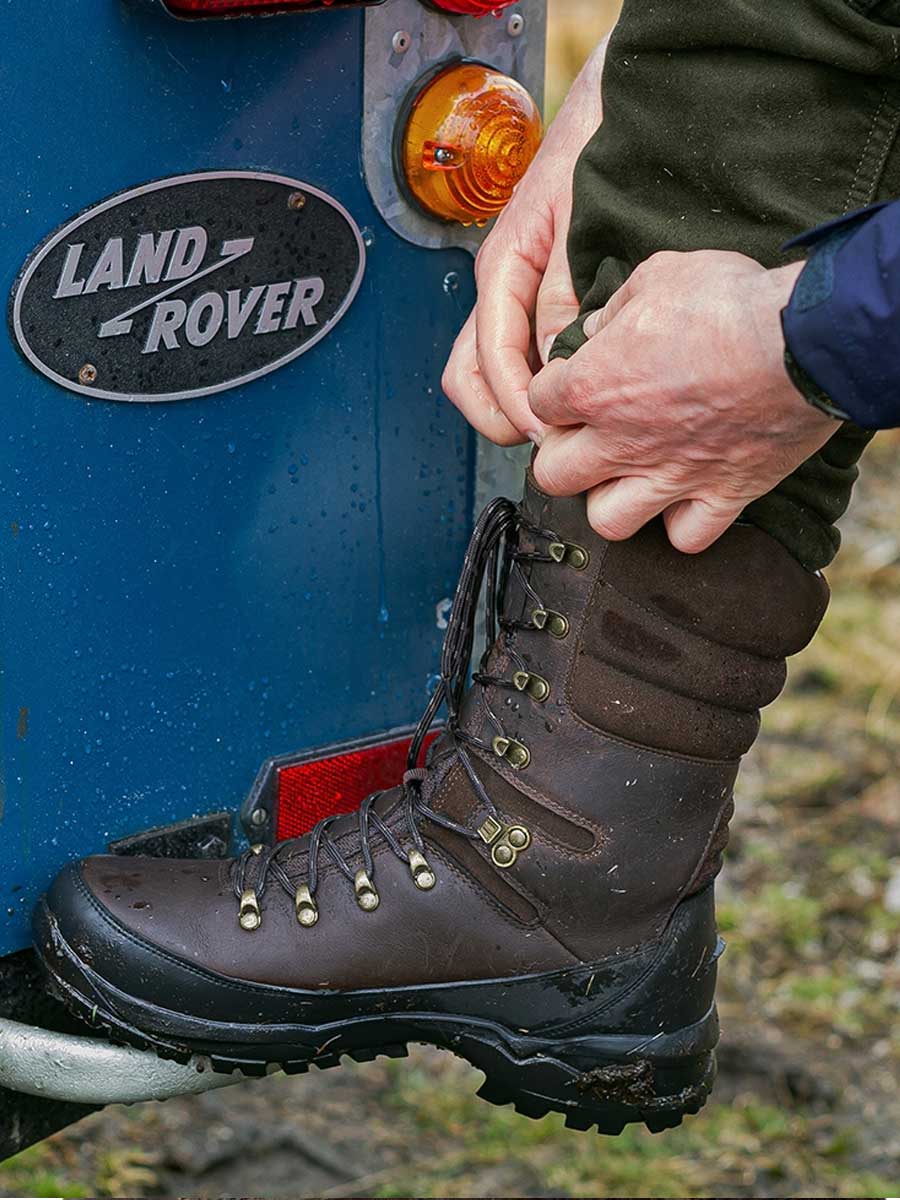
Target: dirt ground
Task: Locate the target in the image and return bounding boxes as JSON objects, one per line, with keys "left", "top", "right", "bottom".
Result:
{"left": 2, "top": 4, "right": 899, "bottom": 1198}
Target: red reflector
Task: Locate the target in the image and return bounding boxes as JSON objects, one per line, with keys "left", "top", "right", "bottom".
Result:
{"left": 427, "top": 0, "right": 517, "bottom": 14}
{"left": 164, "top": 0, "right": 377, "bottom": 16}
{"left": 276, "top": 732, "right": 441, "bottom": 841}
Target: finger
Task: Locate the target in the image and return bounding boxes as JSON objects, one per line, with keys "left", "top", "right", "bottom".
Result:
{"left": 475, "top": 245, "right": 551, "bottom": 438}
{"left": 442, "top": 309, "right": 525, "bottom": 447}
{"left": 586, "top": 476, "right": 684, "bottom": 541}
{"left": 527, "top": 359, "right": 591, "bottom": 428}
{"left": 535, "top": 231, "right": 579, "bottom": 365}
{"left": 663, "top": 497, "right": 744, "bottom": 555}
{"left": 531, "top": 425, "right": 621, "bottom": 496}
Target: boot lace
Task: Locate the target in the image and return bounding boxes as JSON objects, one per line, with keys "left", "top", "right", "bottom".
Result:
{"left": 232, "top": 497, "right": 575, "bottom": 929}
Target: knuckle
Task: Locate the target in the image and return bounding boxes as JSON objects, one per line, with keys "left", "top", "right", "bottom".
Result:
{"left": 705, "top": 493, "right": 742, "bottom": 518}
{"left": 590, "top": 513, "right": 632, "bottom": 541}
{"left": 532, "top": 456, "right": 567, "bottom": 495}
{"left": 564, "top": 371, "right": 599, "bottom": 419}
{"left": 643, "top": 250, "right": 678, "bottom": 274}
{"left": 527, "top": 380, "right": 550, "bottom": 420}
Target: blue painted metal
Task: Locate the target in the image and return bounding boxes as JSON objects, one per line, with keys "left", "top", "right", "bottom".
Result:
{"left": 0, "top": 2, "right": 476, "bottom": 955}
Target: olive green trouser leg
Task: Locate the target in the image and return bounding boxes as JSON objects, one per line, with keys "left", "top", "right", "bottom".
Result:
{"left": 553, "top": 0, "right": 900, "bottom": 571}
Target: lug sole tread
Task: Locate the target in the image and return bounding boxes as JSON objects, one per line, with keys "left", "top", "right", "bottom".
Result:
{"left": 45, "top": 967, "right": 713, "bottom": 1137}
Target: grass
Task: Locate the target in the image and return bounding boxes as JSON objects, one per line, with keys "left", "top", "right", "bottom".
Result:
{"left": 368, "top": 1054, "right": 899, "bottom": 1200}
{"left": 0, "top": 1145, "right": 90, "bottom": 1199}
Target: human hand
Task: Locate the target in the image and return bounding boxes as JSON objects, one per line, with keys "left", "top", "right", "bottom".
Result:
{"left": 442, "top": 39, "right": 608, "bottom": 446}
{"left": 527, "top": 250, "right": 837, "bottom": 553}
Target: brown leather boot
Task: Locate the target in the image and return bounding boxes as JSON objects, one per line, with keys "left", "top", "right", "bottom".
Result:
{"left": 34, "top": 474, "right": 828, "bottom": 1134}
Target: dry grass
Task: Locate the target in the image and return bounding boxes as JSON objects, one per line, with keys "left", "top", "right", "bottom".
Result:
{"left": 546, "top": 0, "right": 622, "bottom": 115}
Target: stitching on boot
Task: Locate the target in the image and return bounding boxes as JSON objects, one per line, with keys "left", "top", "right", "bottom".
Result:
{"left": 424, "top": 839, "right": 545, "bottom": 929}
{"left": 427, "top": 765, "right": 551, "bottom": 916}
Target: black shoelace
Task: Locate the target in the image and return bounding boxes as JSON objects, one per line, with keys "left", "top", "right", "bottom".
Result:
{"left": 232, "top": 497, "right": 566, "bottom": 926}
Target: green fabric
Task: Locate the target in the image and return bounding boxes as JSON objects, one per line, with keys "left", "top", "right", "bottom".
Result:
{"left": 552, "top": 0, "right": 900, "bottom": 570}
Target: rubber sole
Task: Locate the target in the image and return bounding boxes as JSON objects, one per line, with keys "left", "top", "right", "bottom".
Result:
{"left": 35, "top": 905, "right": 718, "bottom": 1136}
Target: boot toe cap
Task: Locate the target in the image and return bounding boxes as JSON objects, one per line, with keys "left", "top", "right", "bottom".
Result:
{"left": 35, "top": 853, "right": 238, "bottom": 1009}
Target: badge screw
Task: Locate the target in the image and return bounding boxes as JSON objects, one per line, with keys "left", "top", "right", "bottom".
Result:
{"left": 392, "top": 30, "right": 411, "bottom": 54}
{"left": 78, "top": 363, "right": 97, "bottom": 386}
{"left": 507, "top": 13, "right": 525, "bottom": 37}
{"left": 288, "top": 191, "right": 307, "bottom": 211}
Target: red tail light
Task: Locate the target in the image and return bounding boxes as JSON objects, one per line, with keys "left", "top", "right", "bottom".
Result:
{"left": 426, "top": 1, "right": 518, "bottom": 14}
{"left": 275, "top": 731, "right": 441, "bottom": 840}
{"left": 163, "top": 0, "right": 380, "bottom": 17}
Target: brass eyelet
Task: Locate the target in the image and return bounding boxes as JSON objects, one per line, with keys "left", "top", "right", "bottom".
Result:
{"left": 512, "top": 671, "right": 550, "bottom": 702}
{"left": 532, "top": 608, "right": 569, "bottom": 639}
{"left": 354, "top": 868, "right": 380, "bottom": 912}
{"left": 478, "top": 817, "right": 532, "bottom": 869}
{"left": 492, "top": 734, "right": 531, "bottom": 770}
{"left": 295, "top": 883, "right": 319, "bottom": 927}
{"left": 408, "top": 849, "right": 436, "bottom": 891}
{"left": 548, "top": 541, "right": 590, "bottom": 570}
{"left": 239, "top": 888, "right": 261, "bottom": 931}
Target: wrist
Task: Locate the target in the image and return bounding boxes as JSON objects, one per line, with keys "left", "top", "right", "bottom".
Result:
{"left": 577, "top": 33, "right": 611, "bottom": 103}
{"left": 544, "top": 34, "right": 608, "bottom": 151}
{"left": 751, "top": 262, "right": 843, "bottom": 423}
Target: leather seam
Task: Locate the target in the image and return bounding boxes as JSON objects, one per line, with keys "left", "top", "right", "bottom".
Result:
{"left": 470, "top": 746, "right": 610, "bottom": 862}
{"left": 678, "top": 793, "right": 735, "bottom": 905}
{"left": 424, "top": 841, "right": 546, "bottom": 931}
{"left": 542, "top": 928, "right": 673, "bottom": 1035}
{"left": 426, "top": 765, "right": 553, "bottom": 916}
{"left": 544, "top": 891, "right": 712, "bottom": 1037}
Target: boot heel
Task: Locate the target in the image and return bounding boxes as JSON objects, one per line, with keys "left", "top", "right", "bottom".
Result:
{"left": 463, "top": 1006, "right": 718, "bottom": 1135}
{"left": 456, "top": 887, "right": 723, "bottom": 1134}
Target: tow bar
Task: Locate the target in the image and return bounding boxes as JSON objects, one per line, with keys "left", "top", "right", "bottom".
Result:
{"left": 0, "top": 1018, "right": 251, "bottom": 1106}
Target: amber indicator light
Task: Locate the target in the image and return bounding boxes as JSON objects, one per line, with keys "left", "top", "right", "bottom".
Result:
{"left": 401, "top": 62, "right": 542, "bottom": 227}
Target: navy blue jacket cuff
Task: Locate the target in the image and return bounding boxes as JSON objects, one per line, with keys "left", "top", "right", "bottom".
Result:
{"left": 782, "top": 200, "right": 900, "bottom": 430}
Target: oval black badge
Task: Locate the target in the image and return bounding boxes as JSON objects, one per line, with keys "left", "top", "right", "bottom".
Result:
{"left": 10, "top": 172, "right": 366, "bottom": 403}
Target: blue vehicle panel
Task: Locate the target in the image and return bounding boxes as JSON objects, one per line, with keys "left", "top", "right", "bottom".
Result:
{"left": 0, "top": 3, "right": 477, "bottom": 955}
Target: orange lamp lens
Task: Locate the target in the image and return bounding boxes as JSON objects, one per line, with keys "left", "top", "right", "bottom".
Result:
{"left": 401, "top": 63, "right": 543, "bottom": 226}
